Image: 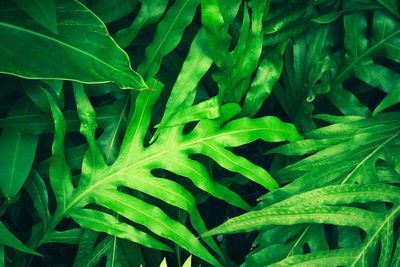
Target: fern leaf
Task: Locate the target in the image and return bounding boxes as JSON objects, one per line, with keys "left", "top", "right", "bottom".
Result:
{"left": 203, "top": 184, "right": 400, "bottom": 266}
{"left": 40, "top": 78, "right": 301, "bottom": 266}
{"left": 329, "top": 1, "right": 400, "bottom": 116}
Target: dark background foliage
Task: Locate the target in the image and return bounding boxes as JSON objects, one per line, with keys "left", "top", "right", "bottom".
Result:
{"left": 0, "top": 0, "right": 400, "bottom": 266}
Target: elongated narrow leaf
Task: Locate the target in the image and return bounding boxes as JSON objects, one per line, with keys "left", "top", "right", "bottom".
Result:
{"left": 114, "top": 0, "right": 169, "bottom": 48}
{"left": 41, "top": 229, "right": 83, "bottom": 245}
{"left": 152, "top": 28, "right": 214, "bottom": 140}
{"left": 200, "top": 0, "right": 231, "bottom": 68}
{"left": 70, "top": 209, "right": 171, "bottom": 252}
{"left": 137, "top": 0, "right": 200, "bottom": 80}
{"left": 373, "top": 83, "right": 400, "bottom": 115}
{"left": 43, "top": 89, "right": 74, "bottom": 212}
{"left": 0, "top": 222, "right": 41, "bottom": 256}
{"left": 242, "top": 42, "right": 287, "bottom": 117}
{"left": 24, "top": 169, "right": 50, "bottom": 234}
{"left": 153, "top": 0, "right": 243, "bottom": 139}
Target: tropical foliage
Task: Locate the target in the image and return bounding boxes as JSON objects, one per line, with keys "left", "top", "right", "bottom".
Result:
{"left": 0, "top": 0, "right": 399, "bottom": 266}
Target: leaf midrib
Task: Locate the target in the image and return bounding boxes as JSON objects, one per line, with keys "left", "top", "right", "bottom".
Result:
{"left": 58, "top": 126, "right": 278, "bottom": 223}
{"left": 0, "top": 22, "right": 139, "bottom": 86}
{"left": 333, "top": 28, "right": 400, "bottom": 87}
{"left": 112, "top": 196, "right": 189, "bottom": 246}
{"left": 31, "top": 175, "right": 49, "bottom": 231}
{"left": 341, "top": 130, "right": 400, "bottom": 184}
{"left": 140, "top": 0, "right": 192, "bottom": 78}
{"left": 351, "top": 205, "right": 400, "bottom": 266}
{"left": 202, "top": 141, "right": 277, "bottom": 189}
{"left": 104, "top": 97, "right": 129, "bottom": 162}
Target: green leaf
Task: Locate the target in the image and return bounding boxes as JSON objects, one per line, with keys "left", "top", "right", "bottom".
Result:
{"left": 13, "top": 0, "right": 58, "bottom": 34}
{"left": 183, "top": 255, "right": 192, "bottom": 267}
{"left": 242, "top": 42, "right": 287, "bottom": 117}
{"left": 22, "top": 80, "right": 52, "bottom": 113}
{"left": 152, "top": 0, "right": 244, "bottom": 139}
{"left": 96, "top": 95, "right": 130, "bottom": 165}
{"left": 0, "top": 0, "right": 147, "bottom": 89}
{"left": 200, "top": 0, "right": 232, "bottom": 68}
{"left": 312, "top": 11, "right": 343, "bottom": 24}
{"left": 242, "top": 224, "right": 328, "bottom": 266}
{"left": 70, "top": 209, "right": 171, "bottom": 252}
{"left": 87, "top": 0, "right": 139, "bottom": 24}
{"left": 151, "top": 28, "right": 214, "bottom": 140}
{"left": 24, "top": 169, "right": 50, "bottom": 235}
{"left": 205, "top": 0, "right": 267, "bottom": 103}
{"left": 228, "top": 111, "right": 400, "bottom": 265}
{"left": 330, "top": 6, "right": 400, "bottom": 115}
{"left": 41, "top": 229, "right": 83, "bottom": 245}
{"left": 0, "top": 98, "right": 39, "bottom": 197}
{"left": 74, "top": 228, "right": 147, "bottom": 267}
{"left": 137, "top": 0, "right": 200, "bottom": 80}
{"left": 0, "top": 221, "right": 41, "bottom": 256}
{"left": 106, "top": 238, "right": 146, "bottom": 267}
{"left": 203, "top": 184, "right": 400, "bottom": 266}
{"left": 39, "top": 79, "right": 301, "bottom": 266}
{"left": 114, "top": 0, "right": 169, "bottom": 48}
{"left": 373, "top": 83, "right": 400, "bottom": 115}
{"left": 159, "top": 258, "right": 168, "bottom": 267}
{"left": 262, "top": 114, "right": 400, "bottom": 200}
{"left": 43, "top": 89, "right": 74, "bottom": 213}
{"left": 74, "top": 229, "right": 99, "bottom": 266}
{"left": 263, "top": 1, "right": 307, "bottom": 34}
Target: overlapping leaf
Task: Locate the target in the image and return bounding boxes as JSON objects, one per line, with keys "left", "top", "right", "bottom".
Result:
{"left": 37, "top": 81, "right": 301, "bottom": 266}
{"left": 262, "top": 113, "right": 400, "bottom": 205}
{"left": 203, "top": 112, "right": 400, "bottom": 266}
{"left": 0, "top": 98, "right": 39, "bottom": 197}
{"left": 0, "top": 0, "right": 147, "bottom": 89}
{"left": 0, "top": 221, "right": 41, "bottom": 256}
{"left": 329, "top": 0, "right": 400, "bottom": 116}
{"left": 203, "top": 183, "right": 400, "bottom": 266}
{"left": 73, "top": 229, "right": 148, "bottom": 267}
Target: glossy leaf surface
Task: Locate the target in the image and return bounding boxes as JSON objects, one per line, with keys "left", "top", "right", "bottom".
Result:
{"left": 0, "top": 0, "right": 147, "bottom": 89}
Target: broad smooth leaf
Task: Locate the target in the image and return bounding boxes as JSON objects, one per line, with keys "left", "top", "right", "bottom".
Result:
{"left": 87, "top": 0, "right": 139, "bottom": 24}
{"left": 13, "top": 0, "right": 58, "bottom": 34}
{"left": 0, "top": 0, "right": 147, "bottom": 89}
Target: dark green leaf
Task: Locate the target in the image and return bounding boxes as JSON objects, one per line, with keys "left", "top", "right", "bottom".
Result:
{"left": 0, "top": 98, "right": 39, "bottom": 197}
{"left": 0, "top": 0, "right": 147, "bottom": 89}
